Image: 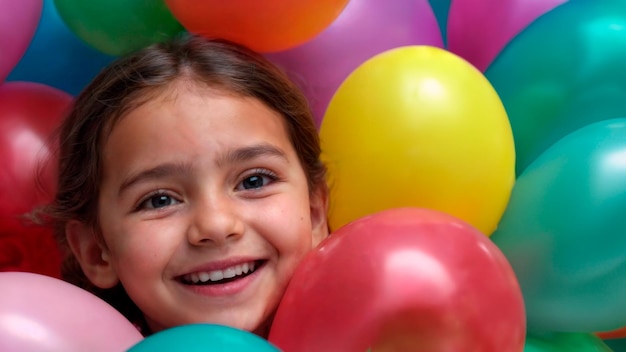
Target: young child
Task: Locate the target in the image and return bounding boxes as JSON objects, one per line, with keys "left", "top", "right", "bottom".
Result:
{"left": 41, "top": 34, "right": 329, "bottom": 337}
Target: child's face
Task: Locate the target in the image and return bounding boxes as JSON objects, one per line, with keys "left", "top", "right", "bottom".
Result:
{"left": 93, "top": 82, "right": 328, "bottom": 334}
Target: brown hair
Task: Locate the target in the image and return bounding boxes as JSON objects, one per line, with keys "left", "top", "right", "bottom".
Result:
{"left": 42, "top": 34, "right": 326, "bottom": 331}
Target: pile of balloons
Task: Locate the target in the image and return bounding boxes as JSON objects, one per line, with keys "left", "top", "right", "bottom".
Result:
{"left": 2, "top": 0, "right": 626, "bottom": 350}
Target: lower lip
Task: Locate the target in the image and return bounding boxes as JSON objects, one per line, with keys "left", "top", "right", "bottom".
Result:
{"left": 181, "top": 265, "right": 263, "bottom": 297}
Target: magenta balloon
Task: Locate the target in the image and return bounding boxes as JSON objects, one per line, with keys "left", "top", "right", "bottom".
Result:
{"left": 0, "top": 272, "right": 143, "bottom": 352}
{"left": 266, "top": 0, "right": 442, "bottom": 127}
{"left": 447, "top": 0, "right": 568, "bottom": 72}
{"left": 0, "top": 0, "right": 42, "bottom": 82}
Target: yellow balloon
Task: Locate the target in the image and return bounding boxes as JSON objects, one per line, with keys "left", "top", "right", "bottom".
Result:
{"left": 320, "top": 46, "right": 515, "bottom": 235}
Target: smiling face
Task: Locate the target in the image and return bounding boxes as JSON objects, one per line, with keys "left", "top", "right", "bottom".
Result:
{"left": 83, "top": 80, "right": 328, "bottom": 335}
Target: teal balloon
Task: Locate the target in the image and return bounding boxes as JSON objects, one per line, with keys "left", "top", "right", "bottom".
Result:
{"left": 126, "top": 324, "right": 280, "bottom": 352}
{"left": 525, "top": 332, "right": 612, "bottom": 352}
{"left": 485, "top": 0, "right": 626, "bottom": 175}
{"left": 428, "top": 0, "right": 451, "bottom": 46}
{"left": 491, "top": 118, "right": 626, "bottom": 333}
{"left": 604, "top": 337, "right": 626, "bottom": 351}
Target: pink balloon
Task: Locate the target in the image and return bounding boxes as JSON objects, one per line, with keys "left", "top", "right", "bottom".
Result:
{"left": 447, "top": 0, "right": 568, "bottom": 72}
{"left": 266, "top": 0, "right": 442, "bottom": 127}
{"left": 0, "top": 272, "right": 143, "bottom": 352}
{"left": 0, "top": 0, "right": 43, "bottom": 82}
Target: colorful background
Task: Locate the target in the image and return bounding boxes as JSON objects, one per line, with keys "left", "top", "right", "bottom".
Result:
{"left": 1, "top": 0, "right": 626, "bottom": 350}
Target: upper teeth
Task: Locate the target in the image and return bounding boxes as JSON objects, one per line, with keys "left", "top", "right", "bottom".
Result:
{"left": 184, "top": 262, "right": 256, "bottom": 284}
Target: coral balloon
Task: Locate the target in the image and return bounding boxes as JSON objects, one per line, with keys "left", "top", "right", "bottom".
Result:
{"left": 7, "top": 0, "right": 116, "bottom": 95}
{"left": 447, "top": 0, "right": 567, "bottom": 72}
{"left": 0, "top": 272, "right": 143, "bottom": 351}
{"left": 320, "top": 46, "right": 515, "bottom": 235}
{"left": 0, "top": 0, "right": 42, "bottom": 82}
{"left": 266, "top": 0, "right": 442, "bottom": 126}
{"left": 128, "top": 324, "right": 280, "bottom": 352}
{"left": 53, "top": 0, "right": 184, "bottom": 56}
{"left": 0, "top": 82, "right": 72, "bottom": 236}
{"left": 268, "top": 208, "right": 525, "bottom": 351}
{"left": 491, "top": 118, "right": 626, "bottom": 332}
{"left": 165, "top": 0, "right": 350, "bottom": 52}
{"left": 484, "top": 0, "right": 626, "bottom": 175}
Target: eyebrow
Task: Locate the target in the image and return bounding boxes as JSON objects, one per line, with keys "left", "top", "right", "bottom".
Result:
{"left": 118, "top": 143, "right": 289, "bottom": 195}
{"left": 216, "top": 143, "right": 288, "bottom": 167}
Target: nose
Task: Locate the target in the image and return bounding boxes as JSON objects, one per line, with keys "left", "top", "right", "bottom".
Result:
{"left": 187, "top": 193, "right": 244, "bottom": 246}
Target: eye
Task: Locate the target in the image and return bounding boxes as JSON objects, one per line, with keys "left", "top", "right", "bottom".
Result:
{"left": 237, "top": 169, "right": 278, "bottom": 190}
{"left": 137, "top": 192, "right": 181, "bottom": 211}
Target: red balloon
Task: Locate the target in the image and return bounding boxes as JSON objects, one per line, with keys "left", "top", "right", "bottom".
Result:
{"left": 268, "top": 208, "right": 526, "bottom": 351}
{"left": 0, "top": 82, "right": 72, "bottom": 237}
{"left": 164, "top": 0, "right": 350, "bottom": 52}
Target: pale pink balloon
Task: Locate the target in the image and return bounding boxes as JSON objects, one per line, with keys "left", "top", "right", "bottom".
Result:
{"left": 0, "top": 272, "right": 144, "bottom": 352}
{"left": 0, "top": 0, "right": 42, "bottom": 82}
{"left": 447, "top": 0, "right": 568, "bottom": 72}
{"left": 266, "top": 0, "right": 442, "bottom": 127}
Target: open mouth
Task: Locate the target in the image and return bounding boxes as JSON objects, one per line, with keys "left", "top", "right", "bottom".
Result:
{"left": 180, "top": 260, "right": 266, "bottom": 285}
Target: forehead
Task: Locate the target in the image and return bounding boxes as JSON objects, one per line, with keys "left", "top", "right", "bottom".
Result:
{"left": 100, "top": 80, "right": 295, "bottom": 168}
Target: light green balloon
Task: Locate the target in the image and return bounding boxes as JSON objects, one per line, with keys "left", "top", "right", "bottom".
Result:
{"left": 485, "top": 0, "right": 626, "bottom": 175}
{"left": 525, "top": 332, "right": 612, "bottom": 352}
{"left": 54, "top": 0, "right": 184, "bottom": 56}
{"left": 491, "top": 118, "right": 626, "bottom": 332}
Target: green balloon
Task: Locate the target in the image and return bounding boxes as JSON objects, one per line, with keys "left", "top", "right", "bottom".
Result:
{"left": 485, "top": 0, "right": 626, "bottom": 175}
{"left": 604, "top": 337, "right": 626, "bottom": 351}
{"left": 53, "top": 0, "right": 184, "bottom": 56}
{"left": 490, "top": 118, "right": 626, "bottom": 332}
{"left": 126, "top": 324, "right": 281, "bottom": 352}
{"left": 525, "top": 332, "right": 613, "bottom": 352}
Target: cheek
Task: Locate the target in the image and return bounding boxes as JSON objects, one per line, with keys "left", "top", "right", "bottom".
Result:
{"left": 102, "top": 221, "right": 181, "bottom": 276}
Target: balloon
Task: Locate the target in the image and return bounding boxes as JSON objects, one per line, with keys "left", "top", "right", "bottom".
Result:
{"left": 484, "top": 0, "right": 626, "bottom": 175}
{"left": 597, "top": 326, "right": 626, "bottom": 340}
{"left": 525, "top": 332, "right": 612, "bottom": 352}
{"left": 428, "top": 0, "right": 451, "bottom": 46}
{"left": 269, "top": 208, "right": 525, "bottom": 352}
{"left": 0, "top": 82, "right": 72, "bottom": 236}
{"left": 165, "top": 0, "right": 350, "bottom": 53}
{"left": 604, "top": 337, "right": 626, "bottom": 351}
{"left": 53, "top": 0, "right": 184, "bottom": 56}
{"left": 447, "top": 0, "right": 567, "bottom": 72}
{"left": 491, "top": 118, "right": 626, "bottom": 332}
{"left": 320, "top": 46, "right": 515, "bottom": 235}
{"left": 0, "top": 227, "right": 61, "bottom": 278}
{"left": 0, "top": 272, "right": 143, "bottom": 351}
{"left": 6, "top": 0, "right": 116, "bottom": 96}
{"left": 266, "top": 0, "right": 442, "bottom": 126}
{"left": 128, "top": 324, "right": 279, "bottom": 352}
{"left": 0, "top": 0, "right": 42, "bottom": 82}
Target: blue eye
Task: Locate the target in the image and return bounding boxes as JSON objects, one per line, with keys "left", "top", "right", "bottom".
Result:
{"left": 238, "top": 170, "right": 277, "bottom": 190}
{"left": 140, "top": 193, "right": 180, "bottom": 210}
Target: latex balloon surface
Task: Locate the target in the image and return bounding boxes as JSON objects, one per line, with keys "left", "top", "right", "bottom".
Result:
{"left": 7, "top": 0, "right": 116, "bottom": 95}
{"left": 485, "top": 0, "right": 626, "bottom": 174}
{"left": 266, "top": 0, "right": 442, "bottom": 126}
{"left": 320, "top": 46, "right": 515, "bottom": 235}
{"left": 491, "top": 118, "right": 626, "bottom": 332}
{"left": 447, "top": 0, "right": 567, "bottom": 71}
{"left": 0, "top": 272, "right": 143, "bottom": 352}
{"left": 54, "top": 0, "right": 184, "bottom": 56}
{"left": 128, "top": 324, "right": 280, "bottom": 352}
{"left": 269, "top": 208, "right": 525, "bottom": 351}
{"left": 0, "top": 0, "right": 42, "bottom": 81}
{"left": 0, "top": 82, "right": 72, "bottom": 236}
{"left": 165, "top": 0, "right": 349, "bottom": 52}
